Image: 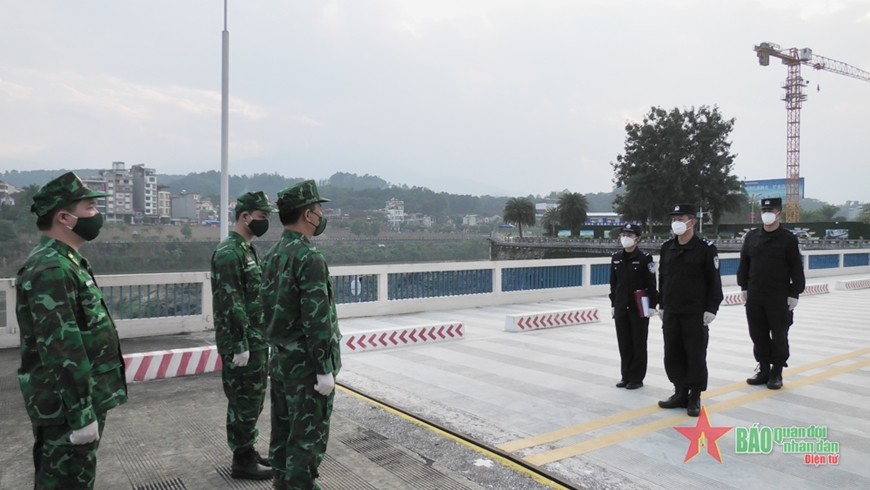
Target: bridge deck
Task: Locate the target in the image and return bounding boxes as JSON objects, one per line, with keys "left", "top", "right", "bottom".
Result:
{"left": 2, "top": 275, "right": 869, "bottom": 489}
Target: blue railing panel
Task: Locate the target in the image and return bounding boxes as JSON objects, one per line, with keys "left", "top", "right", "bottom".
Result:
{"left": 808, "top": 255, "right": 839, "bottom": 270}
{"left": 333, "top": 274, "right": 379, "bottom": 304}
{"left": 387, "top": 269, "right": 492, "bottom": 300}
{"left": 101, "top": 282, "right": 202, "bottom": 320}
{"left": 844, "top": 253, "right": 870, "bottom": 268}
{"left": 590, "top": 263, "right": 610, "bottom": 285}
{"left": 502, "top": 265, "right": 584, "bottom": 292}
{"left": 719, "top": 258, "right": 740, "bottom": 276}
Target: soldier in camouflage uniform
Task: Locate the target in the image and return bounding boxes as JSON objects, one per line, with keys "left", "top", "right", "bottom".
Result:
{"left": 211, "top": 191, "right": 276, "bottom": 480}
{"left": 16, "top": 172, "right": 128, "bottom": 490}
{"left": 261, "top": 180, "right": 342, "bottom": 490}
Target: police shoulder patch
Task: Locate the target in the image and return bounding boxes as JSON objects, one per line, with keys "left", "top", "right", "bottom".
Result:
{"left": 704, "top": 238, "right": 715, "bottom": 246}
{"left": 713, "top": 256, "right": 720, "bottom": 270}
{"left": 648, "top": 261, "right": 657, "bottom": 274}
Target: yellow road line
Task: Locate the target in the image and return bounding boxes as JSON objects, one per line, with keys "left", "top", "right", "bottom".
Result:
{"left": 337, "top": 385, "right": 574, "bottom": 490}
{"left": 498, "top": 346, "right": 870, "bottom": 453}
{"left": 524, "top": 356, "right": 870, "bottom": 466}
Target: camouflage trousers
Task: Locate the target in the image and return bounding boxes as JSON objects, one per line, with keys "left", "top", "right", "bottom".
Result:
{"left": 30, "top": 412, "right": 107, "bottom": 490}
{"left": 221, "top": 347, "right": 269, "bottom": 453}
{"left": 269, "top": 375, "right": 334, "bottom": 489}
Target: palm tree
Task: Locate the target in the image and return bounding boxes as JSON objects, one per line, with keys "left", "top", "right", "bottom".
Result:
{"left": 502, "top": 197, "right": 536, "bottom": 238}
{"left": 557, "top": 192, "right": 588, "bottom": 237}
{"left": 541, "top": 208, "right": 560, "bottom": 237}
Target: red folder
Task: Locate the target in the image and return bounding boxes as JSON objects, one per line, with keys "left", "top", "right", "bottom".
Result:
{"left": 634, "top": 290, "right": 650, "bottom": 318}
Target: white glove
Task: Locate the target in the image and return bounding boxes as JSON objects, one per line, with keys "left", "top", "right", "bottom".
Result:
{"left": 657, "top": 309, "right": 664, "bottom": 319}
{"left": 233, "top": 350, "right": 250, "bottom": 367}
{"left": 314, "top": 373, "right": 335, "bottom": 396}
{"left": 703, "top": 312, "right": 716, "bottom": 325}
{"left": 69, "top": 420, "right": 100, "bottom": 445}
{"left": 740, "top": 290, "right": 747, "bottom": 302}
{"left": 611, "top": 307, "right": 615, "bottom": 318}
{"left": 647, "top": 308, "right": 658, "bottom": 318}
{"left": 787, "top": 297, "right": 799, "bottom": 311}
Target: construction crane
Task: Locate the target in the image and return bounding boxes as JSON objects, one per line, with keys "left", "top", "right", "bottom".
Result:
{"left": 753, "top": 42, "right": 870, "bottom": 222}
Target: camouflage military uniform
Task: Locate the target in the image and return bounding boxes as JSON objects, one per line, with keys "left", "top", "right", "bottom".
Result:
{"left": 16, "top": 172, "right": 127, "bottom": 490}
{"left": 211, "top": 230, "right": 269, "bottom": 454}
{"left": 262, "top": 181, "right": 342, "bottom": 489}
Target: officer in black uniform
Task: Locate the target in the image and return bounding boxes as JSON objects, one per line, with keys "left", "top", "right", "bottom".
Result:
{"left": 657, "top": 203, "right": 723, "bottom": 417}
{"left": 609, "top": 223, "right": 657, "bottom": 390}
{"left": 737, "top": 197, "right": 805, "bottom": 390}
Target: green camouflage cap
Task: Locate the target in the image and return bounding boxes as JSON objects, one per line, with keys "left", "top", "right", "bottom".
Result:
{"left": 235, "top": 191, "right": 276, "bottom": 215}
{"left": 276, "top": 180, "right": 330, "bottom": 211}
{"left": 30, "top": 171, "right": 107, "bottom": 217}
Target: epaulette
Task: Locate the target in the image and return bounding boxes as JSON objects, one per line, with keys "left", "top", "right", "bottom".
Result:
{"left": 704, "top": 238, "right": 715, "bottom": 246}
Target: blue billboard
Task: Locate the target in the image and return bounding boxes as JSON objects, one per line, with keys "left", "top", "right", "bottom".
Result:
{"left": 743, "top": 178, "right": 805, "bottom": 201}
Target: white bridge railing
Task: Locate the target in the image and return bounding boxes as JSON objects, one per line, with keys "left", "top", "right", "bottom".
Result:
{"left": 2, "top": 248, "right": 869, "bottom": 349}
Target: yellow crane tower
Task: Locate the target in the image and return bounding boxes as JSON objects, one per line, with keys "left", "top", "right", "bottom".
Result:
{"left": 754, "top": 42, "right": 870, "bottom": 222}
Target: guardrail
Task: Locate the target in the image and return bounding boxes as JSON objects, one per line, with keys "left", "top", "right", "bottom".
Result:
{"left": 2, "top": 248, "right": 869, "bottom": 348}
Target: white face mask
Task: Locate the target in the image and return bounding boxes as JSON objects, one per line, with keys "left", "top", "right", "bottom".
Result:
{"left": 671, "top": 220, "right": 688, "bottom": 236}
{"left": 620, "top": 236, "right": 636, "bottom": 249}
{"left": 761, "top": 212, "right": 777, "bottom": 226}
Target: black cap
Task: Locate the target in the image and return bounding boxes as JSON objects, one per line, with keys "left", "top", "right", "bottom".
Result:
{"left": 760, "top": 197, "right": 782, "bottom": 210}
{"left": 668, "top": 203, "right": 696, "bottom": 216}
{"left": 621, "top": 223, "right": 642, "bottom": 236}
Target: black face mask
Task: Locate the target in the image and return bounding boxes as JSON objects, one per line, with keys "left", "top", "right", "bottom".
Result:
{"left": 308, "top": 211, "right": 327, "bottom": 236}
{"left": 68, "top": 213, "right": 104, "bottom": 241}
{"left": 247, "top": 218, "right": 269, "bottom": 237}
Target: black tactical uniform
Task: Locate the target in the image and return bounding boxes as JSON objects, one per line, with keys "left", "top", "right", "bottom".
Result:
{"left": 737, "top": 202, "right": 805, "bottom": 389}
{"left": 658, "top": 226, "right": 723, "bottom": 411}
{"left": 609, "top": 229, "right": 657, "bottom": 388}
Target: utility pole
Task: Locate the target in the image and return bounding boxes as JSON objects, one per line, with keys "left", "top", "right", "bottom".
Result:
{"left": 220, "top": 0, "right": 230, "bottom": 239}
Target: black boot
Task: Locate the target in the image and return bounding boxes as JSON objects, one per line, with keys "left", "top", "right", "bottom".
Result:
{"left": 253, "top": 449, "right": 271, "bottom": 467}
{"left": 231, "top": 448, "right": 274, "bottom": 480}
{"left": 767, "top": 365, "right": 783, "bottom": 390}
{"left": 687, "top": 389, "right": 701, "bottom": 417}
{"left": 658, "top": 387, "right": 688, "bottom": 409}
{"left": 746, "top": 363, "right": 770, "bottom": 385}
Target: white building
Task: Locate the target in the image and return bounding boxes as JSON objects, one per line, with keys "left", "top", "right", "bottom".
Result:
{"left": 385, "top": 198, "right": 405, "bottom": 230}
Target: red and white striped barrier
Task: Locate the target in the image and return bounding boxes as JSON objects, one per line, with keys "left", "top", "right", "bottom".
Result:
{"left": 723, "top": 282, "right": 829, "bottom": 306}
{"left": 505, "top": 307, "right": 599, "bottom": 332}
{"left": 123, "top": 346, "right": 223, "bottom": 383}
{"left": 835, "top": 278, "right": 870, "bottom": 291}
{"left": 803, "top": 283, "right": 830, "bottom": 296}
{"left": 723, "top": 291, "right": 745, "bottom": 306}
{"left": 341, "top": 322, "right": 464, "bottom": 354}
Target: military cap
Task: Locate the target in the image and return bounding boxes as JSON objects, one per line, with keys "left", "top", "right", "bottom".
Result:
{"left": 620, "top": 223, "right": 642, "bottom": 236}
{"left": 760, "top": 197, "right": 782, "bottom": 210}
{"left": 235, "top": 191, "right": 276, "bottom": 215}
{"left": 668, "top": 203, "right": 696, "bottom": 216}
{"left": 30, "top": 171, "right": 107, "bottom": 217}
{"left": 276, "top": 180, "right": 330, "bottom": 211}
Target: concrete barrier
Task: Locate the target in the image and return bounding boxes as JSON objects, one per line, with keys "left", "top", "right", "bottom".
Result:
{"left": 123, "top": 346, "right": 222, "bottom": 383}
{"left": 504, "top": 307, "right": 599, "bottom": 332}
{"left": 340, "top": 321, "right": 464, "bottom": 354}
{"left": 722, "top": 282, "right": 830, "bottom": 307}
{"left": 835, "top": 278, "right": 870, "bottom": 291}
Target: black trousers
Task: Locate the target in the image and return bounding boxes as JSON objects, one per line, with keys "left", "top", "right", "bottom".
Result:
{"left": 745, "top": 299, "right": 793, "bottom": 367}
{"left": 614, "top": 309, "right": 649, "bottom": 383}
{"left": 662, "top": 312, "right": 709, "bottom": 392}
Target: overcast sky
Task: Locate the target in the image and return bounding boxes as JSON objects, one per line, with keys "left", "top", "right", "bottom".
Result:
{"left": 1, "top": 1, "right": 868, "bottom": 203}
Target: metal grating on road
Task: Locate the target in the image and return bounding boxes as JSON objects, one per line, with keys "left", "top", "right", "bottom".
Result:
{"left": 342, "top": 434, "right": 470, "bottom": 490}
{"left": 135, "top": 477, "right": 187, "bottom": 490}
{"left": 167, "top": 406, "right": 271, "bottom": 489}
{"left": 318, "top": 453, "right": 380, "bottom": 490}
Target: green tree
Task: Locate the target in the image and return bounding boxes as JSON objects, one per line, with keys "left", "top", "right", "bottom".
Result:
{"left": 180, "top": 224, "right": 193, "bottom": 240}
{"left": 366, "top": 221, "right": 381, "bottom": 236}
{"left": 502, "top": 197, "right": 536, "bottom": 238}
{"left": 858, "top": 203, "right": 870, "bottom": 224}
{"left": 611, "top": 105, "right": 743, "bottom": 234}
{"left": 557, "top": 192, "right": 588, "bottom": 236}
{"left": 540, "top": 208, "right": 560, "bottom": 237}
{"left": 350, "top": 220, "right": 367, "bottom": 236}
